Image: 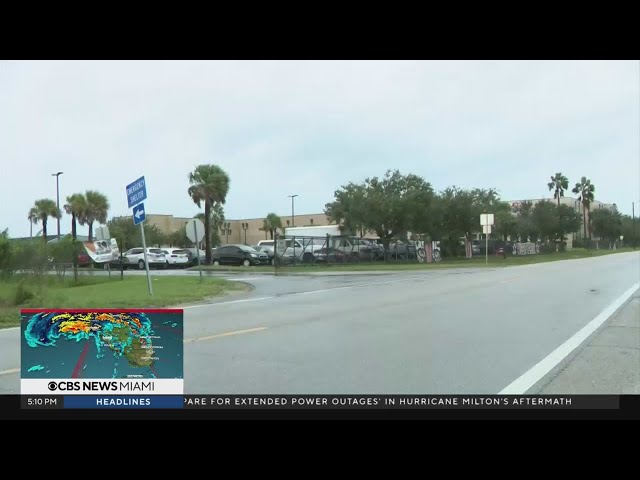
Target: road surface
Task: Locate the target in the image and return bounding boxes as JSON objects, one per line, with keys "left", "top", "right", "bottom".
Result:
{"left": 1, "top": 252, "right": 638, "bottom": 394}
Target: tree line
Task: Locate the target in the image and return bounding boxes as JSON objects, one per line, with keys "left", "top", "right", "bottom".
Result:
{"left": 9, "top": 166, "right": 635, "bottom": 270}
{"left": 323, "top": 170, "right": 632, "bottom": 254}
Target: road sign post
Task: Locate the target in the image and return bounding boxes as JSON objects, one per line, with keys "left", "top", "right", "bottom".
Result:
{"left": 186, "top": 218, "right": 205, "bottom": 283}
{"left": 139, "top": 222, "right": 153, "bottom": 295}
{"left": 126, "top": 178, "right": 152, "bottom": 296}
{"left": 480, "top": 214, "right": 495, "bottom": 266}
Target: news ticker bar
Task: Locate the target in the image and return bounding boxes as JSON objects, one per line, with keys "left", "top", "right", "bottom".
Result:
{"left": 21, "top": 395, "right": 620, "bottom": 410}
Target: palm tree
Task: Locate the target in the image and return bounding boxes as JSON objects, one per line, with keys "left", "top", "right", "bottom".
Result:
{"left": 188, "top": 165, "right": 230, "bottom": 264}
{"left": 572, "top": 176, "right": 596, "bottom": 241}
{"left": 262, "top": 213, "right": 283, "bottom": 240}
{"left": 547, "top": 172, "right": 569, "bottom": 207}
{"left": 64, "top": 193, "right": 87, "bottom": 241}
{"left": 28, "top": 208, "right": 38, "bottom": 238}
{"left": 29, "top": 199, "right": 61, "bottom": 241}
{"left": 84, "top": 191, "right": 110, "bottom": 241}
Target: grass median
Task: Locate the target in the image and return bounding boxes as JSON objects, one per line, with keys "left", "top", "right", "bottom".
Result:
{"left": 0, "top": 274, "right": 243, "bottom": 329}
{"left": 188, "top": 247, "right": 637, "bottom": 273}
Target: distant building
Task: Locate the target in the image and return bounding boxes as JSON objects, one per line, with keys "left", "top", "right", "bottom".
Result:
{"left": 118, "top": 212, "right": 335, "bottom": 246}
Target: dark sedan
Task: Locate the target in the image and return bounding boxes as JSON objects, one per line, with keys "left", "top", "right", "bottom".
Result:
{"left": 212, "top": 245, "right": 270, "bottom": 266}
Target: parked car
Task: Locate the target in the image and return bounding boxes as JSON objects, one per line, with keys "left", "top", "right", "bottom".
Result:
{"left": 212, "top": 244, "right": 269, "bottom": 267}
{"left": 184, "top": 248, "right": 206, "bottom": 266}
{"left": 118, "top": 247, "right": 167, "bottom": 270}
{"left": 160, "top": 248, "right": 190, "bottom": 268}
{"left": 314, "top": 247, "right": 352, "bottom": 263}
{"left": 251, "top": 245, "right": 275, "bottom": 265}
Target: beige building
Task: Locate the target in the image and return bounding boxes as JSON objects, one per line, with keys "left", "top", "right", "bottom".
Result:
{"left": 124, "top": 212, "right": 334, "bottom": 246}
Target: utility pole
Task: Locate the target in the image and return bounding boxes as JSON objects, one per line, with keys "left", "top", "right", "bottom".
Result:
{"left": 633, "top": 201, "right": 636, "bottom": 249}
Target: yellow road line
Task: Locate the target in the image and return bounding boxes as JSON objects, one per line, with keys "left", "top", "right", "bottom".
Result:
{"left": 185, "top": 327, "right": 267, "bottom": 343}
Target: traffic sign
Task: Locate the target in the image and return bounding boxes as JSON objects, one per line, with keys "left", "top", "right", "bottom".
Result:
{"left": 186, "top": 218, "right": 205, "bottom": 243}
{"left": 133, "top": 203, "right": 146, "bottom": 225}
{"left": 126, "top": 176, "right": 147, "bottom": 208}
{"left": 480, "top": 213, "right": 494, "bottom": 226}
{"left": 482, "top": 225, "right": 492, "bottom": 234}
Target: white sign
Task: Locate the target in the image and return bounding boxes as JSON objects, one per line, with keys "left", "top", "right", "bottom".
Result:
{"left": 482, "top": 225, "right": 492, "bottom": 234}
{"left": 480, "top": 213, "right": 494, "bottom": 226}
{"left": 95, "top": 226, "right": 110, "bottom": 241}
{"left": 186, "top": 219, "right": 205, "bottom": 243}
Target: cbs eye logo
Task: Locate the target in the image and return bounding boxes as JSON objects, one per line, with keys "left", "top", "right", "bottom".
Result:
{"left": 48, "top": 382, "right": 57, "bottom": 391}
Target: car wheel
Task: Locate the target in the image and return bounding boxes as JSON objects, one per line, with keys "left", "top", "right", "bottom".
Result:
{"left": 213, "top": 260, "right": 220, "bottom": 267}
{"left": 302, "top": 252, "right": 314, "bottom": 263}
{"left": 242, "top": 259, "right": 251, "bottom": 267}
{"left": 138, "top": 260, "right": 145, "bottom": 270}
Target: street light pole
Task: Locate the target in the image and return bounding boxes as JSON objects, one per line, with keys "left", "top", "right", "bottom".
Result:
{"left": 633, "top": 202, "right": 636, "bottom": 249}
{"left": 288, "top": 194, "right": 298, "bottom": 228}
{"left": 52, "top": 172, "right": 63, "bottom": 239}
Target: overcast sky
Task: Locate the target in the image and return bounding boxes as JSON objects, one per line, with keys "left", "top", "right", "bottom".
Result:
{"left": 1, "top": 60, "right": 638, "bottom": 238}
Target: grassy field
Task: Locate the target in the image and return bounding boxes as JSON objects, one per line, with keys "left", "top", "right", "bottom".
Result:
{"left": 0, "top": 275, "right": 242, "bottom": 329}
{"left": 189, "top": 247, "right": 637, "bottom": 273}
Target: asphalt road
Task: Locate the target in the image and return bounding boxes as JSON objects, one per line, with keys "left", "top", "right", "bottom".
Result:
{"left": 1, "top": 252, "right": 638, "bottom": 394}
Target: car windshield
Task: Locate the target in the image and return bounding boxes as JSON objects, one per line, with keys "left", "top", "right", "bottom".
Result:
{"left": 173, "top": 250, "right": 187, "bottom": 254}
{"left": 238, "top": 245, "right": 258, "bottom": 253}
{"left": 149, "top": 249, "right": 164, "bottom": 254}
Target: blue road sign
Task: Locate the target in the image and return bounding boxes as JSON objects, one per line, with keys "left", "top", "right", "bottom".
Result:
{"left": 126, "top": 176, "right": 147, "bottom": 208}
{"left": 133, "top": 203, "right": 146, "bottom": 225}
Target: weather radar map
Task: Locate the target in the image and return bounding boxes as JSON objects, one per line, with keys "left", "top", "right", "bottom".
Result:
{"left": 21, "top": 310, "right": 183, "bottom": 380}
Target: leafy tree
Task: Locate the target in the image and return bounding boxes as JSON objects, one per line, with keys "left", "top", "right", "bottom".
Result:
{"left": 84, "top": 191, "right": 110, "bottom": 241}
{"left": 555, "top": 204, "right": 582, "bottom": 243}
{"left": 325, "top": 170, "right": 434, "bottom": 249}
{"left": 262, "top": 213, "right": 283, "bottom": 240}
{"left": 29, "top": 199, "right": 61, "bottom": 241}
{"left": 591, "top": 208, "right": 623, "bottom": 247}
{"left": 572, "top": 176, "right": 595, "bottom": 241}
{"left": 324, "top": 183, "right": 368, "bottom": 237}
{"left": 64, "top": 193, "right": 87, "bottom": 241}
{"left": 547, "top": 172, "right": 569, "bottom": 207}
{"left": 620, "top": 214, "right": 638, "bottom": 248}
{"left": 532, "top": 200, "right": 558, "bottom": 242}
{"left": 0, "top": 228, "right": 12, "bottom": 275}
{"left": 494, "top": 210, "right": 519, "bottom": 241}
{"left": 512, "top": 201, "right": 539, "bottom": 242}
{"left": 166, "top": 229, "right": 190, "bottom": 248}
{"left": 188, "top": 165, "right": 230, "bottom": 264}
{"left": 106, "top": 217, "right": 164, "bottom": 250}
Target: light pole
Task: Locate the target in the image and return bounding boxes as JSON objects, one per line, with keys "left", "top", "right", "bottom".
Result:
{"left": 633, "top": 201, "right": 636, "bottom": 249}
{"left": 288, "top": 194, "right": 298, "bottom": 228}
{"left": 242, "top": 222, "right": 249, "bottom": 245}
{"left": 51, "top": 172, "right": 63, "bottom": 239}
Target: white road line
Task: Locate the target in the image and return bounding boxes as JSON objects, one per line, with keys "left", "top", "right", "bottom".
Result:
{"left": 0, "top": 368, "right": 20, "bottom": 376}
{"left": 182, "top": 297, "right": 274, "bottom": 308}
{"left": 499, "top": 282, "right": 640, "bottom": 395}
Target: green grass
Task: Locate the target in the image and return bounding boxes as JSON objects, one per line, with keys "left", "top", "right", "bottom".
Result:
{"left": 189, "top": 247, "right": 637, "bottom": 273}
{"left": 0, "top": 275, "right": 243, "bottom": 329}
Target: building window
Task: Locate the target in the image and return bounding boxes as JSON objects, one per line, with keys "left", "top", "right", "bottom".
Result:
{"left": 228, "top": 230, "right": 232, "bottom": 236}
{"left": 310, "top": 218, "right": 314, "bottom": 225}
{"left": 286, "top": 220, "right": 290, "bottom": 226}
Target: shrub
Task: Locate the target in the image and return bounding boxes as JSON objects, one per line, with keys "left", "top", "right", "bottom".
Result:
{"left": 13, "top": 281, "right": 34, "bottom": 305}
